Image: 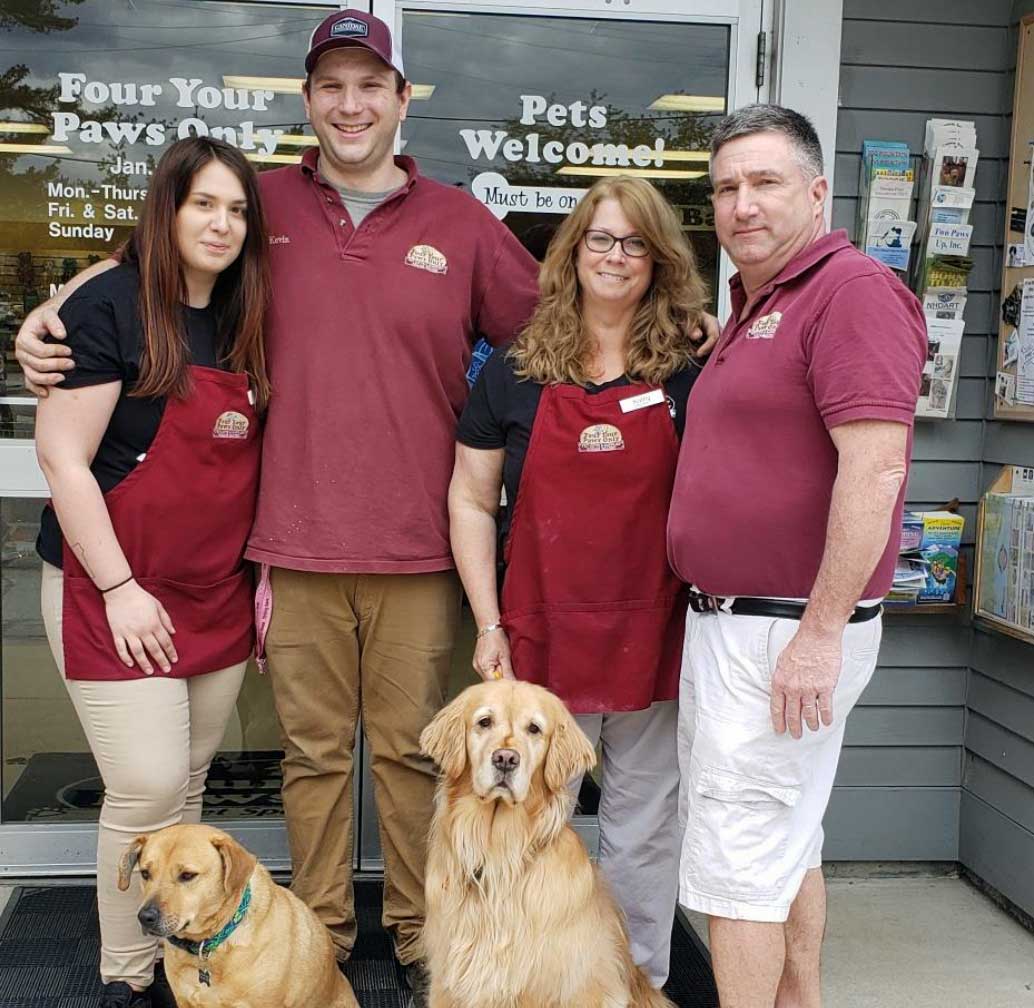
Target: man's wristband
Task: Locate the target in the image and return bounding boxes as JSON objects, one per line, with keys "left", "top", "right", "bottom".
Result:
{"left": 476, "top": 622, "right": 503, "bottom": 639}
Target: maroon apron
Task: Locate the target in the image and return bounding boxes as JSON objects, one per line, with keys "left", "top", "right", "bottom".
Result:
{"left": 61, "top": 366, "right": 261, "bottom": 681}
{"left": 500, "top": 381, "right": 687, "bottom": 714}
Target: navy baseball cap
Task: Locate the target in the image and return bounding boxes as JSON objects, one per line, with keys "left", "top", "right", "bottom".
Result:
{"left": 305, "top": 9, "right": 405, "bottom": 77}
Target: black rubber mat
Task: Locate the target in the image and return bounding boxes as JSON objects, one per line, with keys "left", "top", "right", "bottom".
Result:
{"left": 0, "top": 880, "right": 717, "bottom": 1007}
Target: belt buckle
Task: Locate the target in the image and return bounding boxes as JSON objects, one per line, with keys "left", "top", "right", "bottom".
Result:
{"left": 688, "top": 590, "right": 718, "bottom": 614}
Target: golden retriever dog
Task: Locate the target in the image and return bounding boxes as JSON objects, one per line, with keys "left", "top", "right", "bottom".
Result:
{"left": 117, "top": 824, "right": 358, "bottom": 1008}
{"left": 420, "top": 680, "right": 674, "bottom": 1008}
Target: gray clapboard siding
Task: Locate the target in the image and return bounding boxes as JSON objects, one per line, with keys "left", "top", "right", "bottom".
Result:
{"left": 824, "top": 788, "right": 960, "bottom": 860}
{"left": 841, "top": 21, "right": 1009, "bottom": 71}
{"left": 835, "top": 747, "right": 962, "bottom": 786}
{"left": 845, "top": 0, "right": 1014, "bottom": 26}
{"left": 831, "top": 0, "right": 1014, "bottom": 865}
{"left": 966, "top": 716, "right": 1034, "bottom": 792}
{"left": 959, "top": 792, "right": 1034, "bottom": 919}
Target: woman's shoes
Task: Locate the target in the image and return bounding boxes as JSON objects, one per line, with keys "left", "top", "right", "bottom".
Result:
{"left": 148, "top": 960, "right": 178, "bottom": 1008}
{"left": 98, "top": 981, "right": 149, "bottom": 1007}
{"left": 97, "top": 960, "right": 176, "bottom": 1008}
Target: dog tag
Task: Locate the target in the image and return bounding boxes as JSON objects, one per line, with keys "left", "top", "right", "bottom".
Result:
{"left": 199, "top": 967, "right": 211, "bottom": 986}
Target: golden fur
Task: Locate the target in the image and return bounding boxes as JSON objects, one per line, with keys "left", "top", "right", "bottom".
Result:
{"left": 118, "top": 824, "right": 358, "bottom": 1008}
{"left": 420, "top": 681, "right": 674, "bottom": 1008}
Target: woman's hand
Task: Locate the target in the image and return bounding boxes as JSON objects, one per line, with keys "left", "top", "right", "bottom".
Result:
{"left": 103, "top": 580, "right": 178, "bottom": 675}
{"left": 473, "top": 626, "right": 515, "bottom": 682}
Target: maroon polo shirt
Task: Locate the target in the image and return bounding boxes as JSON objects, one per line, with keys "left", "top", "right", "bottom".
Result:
{"left": 667, "top": 230, "right": 927, "bottom": 599}
{"left": 246, "top": 150, "right": 538, "bottom": 573}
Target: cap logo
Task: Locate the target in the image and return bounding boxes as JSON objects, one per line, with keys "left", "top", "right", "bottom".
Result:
{"left": 331, "top": 17, "right": 369, "bottom": 38}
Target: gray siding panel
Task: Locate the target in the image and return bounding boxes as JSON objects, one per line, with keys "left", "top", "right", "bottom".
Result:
{"left": 844, "top": 707, "right": 964, "bottom": 746}
{"left": 959, "top": 792, "right": 1034, "bottom": 919}
{"left": 844, "top": 0, "right": 1012, "bottom": 26}
{"left": 966, "top": 716, "right": 1034, "bottom": 792}
{"left": 836, "top": 747, "right": 962, "bottom": 786}
{"left": 824, "top": 788, "right": 960, "bottom": 860}
{"left": 841, "top": 22, "right": 1010, "bottom": 71}
{"left": 839, "top": 66, "right": 1007, "bottom": 115}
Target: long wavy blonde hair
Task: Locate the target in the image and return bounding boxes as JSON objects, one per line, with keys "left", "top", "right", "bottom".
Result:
{"left": 509, "top": 176, "right": 707, "bottom": 386}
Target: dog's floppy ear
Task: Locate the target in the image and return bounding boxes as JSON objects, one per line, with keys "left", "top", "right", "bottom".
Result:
{"left": 420, "top": 695, "right": 468, "bottom": 780}
{"left": 117, "top": 835, "right": 149, "bottom": 891}
{"left": 210, "top": 832, "right": 257, "bottom": 898}
{"left": 544, "top": 704, "right": 597, "bottom": 792}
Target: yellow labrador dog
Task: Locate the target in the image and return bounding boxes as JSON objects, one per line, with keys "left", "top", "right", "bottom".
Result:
{"left": 118, "top": 824, "right": 358, "bottom": 1008}
{"left": 420, "top": 680, "right": 674, "bottom": 1008}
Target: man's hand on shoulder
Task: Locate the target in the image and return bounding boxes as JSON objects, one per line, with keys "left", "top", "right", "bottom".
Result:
{"left": 15, "top": 305, "right": 73, "bottom": 397}
{"left": 689, "top": 312, "right": 721, "bottom": 358}
{"left": 770, "top": 626, "right": 842, "bottom": 739}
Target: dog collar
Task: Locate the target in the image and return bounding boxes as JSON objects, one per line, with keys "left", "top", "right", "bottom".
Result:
{"left": 167, "top": 881, "right": 252, "bottom": 960}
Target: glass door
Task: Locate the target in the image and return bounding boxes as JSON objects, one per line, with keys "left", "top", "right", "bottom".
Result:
{"left": 356, "top": 0, "right": 769, "bottom": 869}
{"left": 0, "top": 0, "right": 340, "bottom": 874}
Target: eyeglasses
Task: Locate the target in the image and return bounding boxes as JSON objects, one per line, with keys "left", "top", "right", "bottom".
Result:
{"left": 582, "top": 229, "right": 651, "bottom": 258}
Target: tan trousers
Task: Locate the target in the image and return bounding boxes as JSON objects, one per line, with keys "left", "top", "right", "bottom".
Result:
{"left": 41, "top": 562, "right": 247, "bottom": 988}
{"left": 264, "top": 567, "right": 461, "bottom": 965}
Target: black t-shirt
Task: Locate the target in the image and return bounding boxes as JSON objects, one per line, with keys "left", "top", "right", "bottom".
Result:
{"left": 36, "top": 264, "right": 223, "bottom": 569}
{"left": 456, "top": 347, "right": 701, "bottom": 544}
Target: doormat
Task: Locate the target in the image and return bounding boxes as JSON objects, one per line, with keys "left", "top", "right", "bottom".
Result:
{"left": 2, "top": 753, "right": 602, "bottom": 824}
{"left": 2, "top": 752, "right": 286, "bottom": 823}
{"left": 0, "top": 881, "right": 716, "bottom": 1007}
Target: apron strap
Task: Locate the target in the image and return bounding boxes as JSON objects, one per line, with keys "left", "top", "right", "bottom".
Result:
{"left": 254, "top": 563, "right": 272, "bottom": 674}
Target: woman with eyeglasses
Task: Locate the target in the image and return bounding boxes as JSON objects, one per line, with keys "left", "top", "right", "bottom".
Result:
{"left": 448, "top": 175, "right": 707, "bottom": 990}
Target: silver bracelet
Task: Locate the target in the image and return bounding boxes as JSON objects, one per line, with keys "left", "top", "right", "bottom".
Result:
{"left": 476, "top": 622, "right": 503, "bottom": 639}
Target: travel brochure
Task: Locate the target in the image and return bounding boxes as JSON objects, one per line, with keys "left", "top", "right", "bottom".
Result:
{"left": 976, "top": 466, "right": 1034, "bottom": 639}
{"left": 912, "top": 120, "right": 979, "bottom": 419}
{"left": 888, "top": 510, "right": 966, "bottom": 606}
{"left": 858, "top": 140, "right": 916, "bottom": 273}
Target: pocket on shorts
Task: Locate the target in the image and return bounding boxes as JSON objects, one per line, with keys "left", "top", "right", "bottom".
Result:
{"left": 687, "top": 764, "right": 801, "bottom": 901}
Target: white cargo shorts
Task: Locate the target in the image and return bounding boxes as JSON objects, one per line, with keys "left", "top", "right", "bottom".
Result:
{"left": 677, "top": 606, "right": 881, "bottom": 922}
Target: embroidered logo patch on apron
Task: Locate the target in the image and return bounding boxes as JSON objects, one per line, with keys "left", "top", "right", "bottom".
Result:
{"left": 577, "top": 423, "right": 624, "bottom": 453}
{"left": 405, "top": 244, "right": 448, "bottom": 275}
{"left": 212, "top": 411, "right": 250, "bottom": 439}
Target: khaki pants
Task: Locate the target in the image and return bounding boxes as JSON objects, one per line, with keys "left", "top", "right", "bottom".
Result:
{"left": 41, "top": 563, "right": 246, "bottom": 988}
{"left": 264, "top": 567, "right": 461, "bottom": 965}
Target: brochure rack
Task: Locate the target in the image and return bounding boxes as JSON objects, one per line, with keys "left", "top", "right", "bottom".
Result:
{"left": 974, "top": 465, "right": 1034, "bottom": 645}
{"left": 994, "top": 13, "right": 1034, "bottom": 421}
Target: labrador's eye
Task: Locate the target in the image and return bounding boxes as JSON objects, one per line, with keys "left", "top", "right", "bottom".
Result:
{"left": 527, "top": 723, "right": 541, "bottom": 735}
{"left": 477, "top": 716, "right": 493, "bottom": 729}
{"left": 178, "top": 871, "right": 197, "bottom": 883}
{"left": 140, "top": 869, "right": 151, "bottom": 881}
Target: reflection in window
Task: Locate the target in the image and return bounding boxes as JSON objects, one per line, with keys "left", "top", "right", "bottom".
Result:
{"left": 401, "top": 11, "right": 727, "bottom": 298}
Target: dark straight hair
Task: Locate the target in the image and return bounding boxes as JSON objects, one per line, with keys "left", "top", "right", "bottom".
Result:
{"left": 124, "top": 136, "right": 272, "bottom": 409}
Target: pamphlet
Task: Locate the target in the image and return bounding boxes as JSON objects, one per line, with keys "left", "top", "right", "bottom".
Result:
{"left": 916, "top": 316, "right": 964, "bottom": 418}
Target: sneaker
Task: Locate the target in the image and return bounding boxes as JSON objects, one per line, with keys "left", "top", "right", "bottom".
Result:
{"left": 402, "top": 960, "right": 431, "bottom": 1008}
{"left": 98, "top": 981, "right": 150, "bottom": 1008}
{"left": 148, "top": 960, "right": 178, "bottom": 1008}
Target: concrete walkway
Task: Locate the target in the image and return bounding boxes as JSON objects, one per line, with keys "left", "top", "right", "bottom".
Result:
{"left": 3, "top": 876, "right": 1032, "bottom": 1006}
{"left": 684, "top": 876, "right": 1034, "bottom": 1007}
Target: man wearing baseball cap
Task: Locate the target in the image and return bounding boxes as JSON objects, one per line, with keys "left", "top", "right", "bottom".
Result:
{"left": 16, "top": 9, "right": 540, "bottom": 1006}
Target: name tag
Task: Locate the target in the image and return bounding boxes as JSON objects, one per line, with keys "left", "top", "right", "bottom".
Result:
{"left": 619, "top": 389, "right": 665, "bottom": 413}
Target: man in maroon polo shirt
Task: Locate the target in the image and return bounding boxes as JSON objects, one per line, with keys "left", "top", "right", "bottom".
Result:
{"left": 15, "top": 11, "right": 538, "bottom": 1006}
{"left": 667, "top": 105, "right": 926, "bottom": 1008}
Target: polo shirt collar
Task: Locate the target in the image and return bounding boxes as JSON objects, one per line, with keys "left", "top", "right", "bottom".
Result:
{"left": 299, "top": 147, "right": 420, "bottom": 197}
{"left": 729, "top": 229, "right": 852, "bottom": 311}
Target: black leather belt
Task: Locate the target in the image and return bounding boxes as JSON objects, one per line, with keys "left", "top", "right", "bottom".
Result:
{"left": 687, "top": 589, "right": 882, "bottom": 623}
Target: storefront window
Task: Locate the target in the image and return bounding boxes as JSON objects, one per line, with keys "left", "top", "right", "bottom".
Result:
{"left": 400, "top": 10, "right": 727, "bottom": 295}
{"left": 0, "top": 0, "right": 334, "bottom": 827}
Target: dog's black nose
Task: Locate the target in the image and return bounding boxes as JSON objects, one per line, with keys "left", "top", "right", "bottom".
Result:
{"left": 137, "top": 903, "right": 161, "bottom": 930}
{"left": 492, "top": 748, "right": 520, "bottom": 772}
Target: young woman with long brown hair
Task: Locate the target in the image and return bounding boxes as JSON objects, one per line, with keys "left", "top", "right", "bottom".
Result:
{"left": 449, "top": 175, "right": 707, "bottom": 992}
{"left": 34, "top": 136, "right": 270, "bottom": 1008}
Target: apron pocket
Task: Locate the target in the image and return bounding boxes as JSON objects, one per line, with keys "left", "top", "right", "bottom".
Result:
{"left": 136, "top": 569, "right": 254, "bottom": 675}
{"left": 686, "top": 763, "right": 800, "bottom": 902}
{"left": 504, "top": 596, "right": 684, "bottom": 713}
